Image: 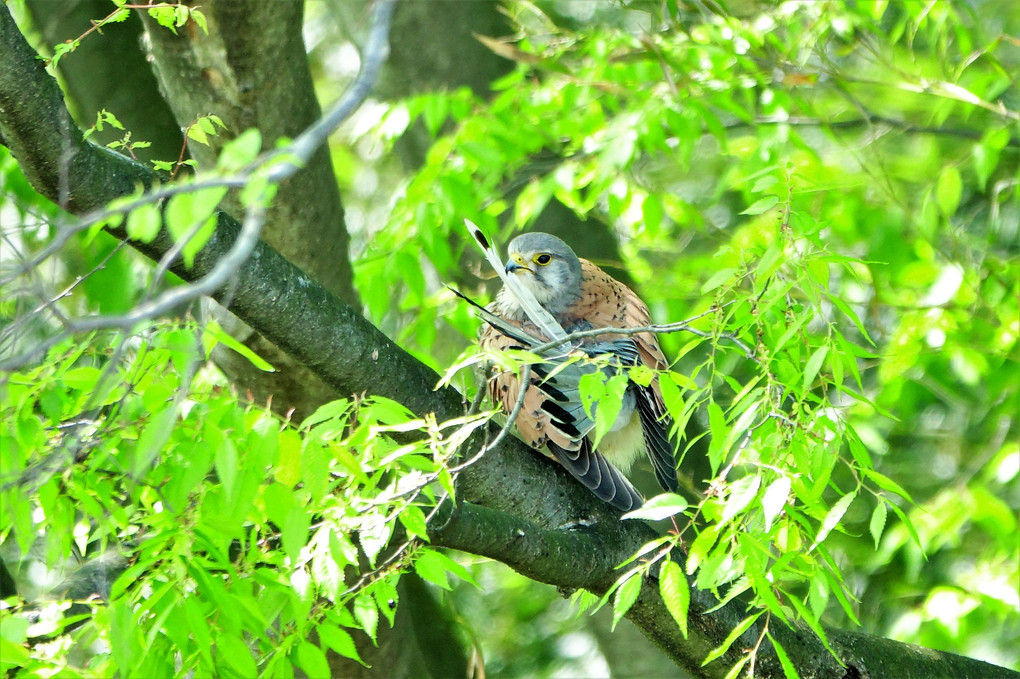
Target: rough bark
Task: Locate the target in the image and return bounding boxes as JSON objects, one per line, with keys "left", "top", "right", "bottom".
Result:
{"left": 1, "top": 5, "right": 1016, "bottom": 679}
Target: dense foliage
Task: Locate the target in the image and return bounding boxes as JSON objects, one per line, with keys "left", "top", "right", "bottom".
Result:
{"left": 1, "top": 0, "right": 1017, "bottom": 677}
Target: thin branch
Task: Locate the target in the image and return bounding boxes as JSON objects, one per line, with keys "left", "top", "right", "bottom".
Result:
{"left": 263, "top": 0, "right": 397, "bottom": 183}
{"left": 522, "top": 313, "right": 754, "bottom": 359}
{"left": 0, "top": 0, "right": 399, "bottom": 373}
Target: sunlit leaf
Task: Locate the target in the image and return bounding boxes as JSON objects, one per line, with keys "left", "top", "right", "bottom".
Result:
{"left": 612, "top": 571, "right": 642, "bottom": 630}
{"left": 811, "top": 491, "right": 856, "bottom": 550}
{"left": 660, "top": 559, "right": 690, "bottom": 638}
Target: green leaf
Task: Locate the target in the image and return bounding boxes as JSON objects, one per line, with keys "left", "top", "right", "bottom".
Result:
{"left": 218, "top": 128, "right": 262, "bottom": 171}
{"left": 612, "top": 571, "right": 642, "bottom": 630}
{"left": 787, "top": 594, "right": 837, "bottom": 655}
{"left": 702, "top": 612, "right": 761, "bottom": 666}
{"left": 973, "top": 127, "right": 1010, "bottom": 190}
{"left": 215, "top": 439, "right": 239, "bottom": 503}
{"left": 701, "top": 268, "right": 737, "bottom": 294}
{"left": 643, "top": 193, "right": 663, "bottom": 234}
{"left": 275, "top": 429, "right": 303, "bottom": 487}
{"left": 659, "top": 560, "right": 690, "bottom": 638}
{"left": 845, "top": 426, "right": 873, "bottom": 469}
{"left": 125, "top": 202, "right": 162, "bottom": 242}
{"left": 802, "top": 344, "right": 828, "bottom": 393}
{"left": 862, "top": 469, "right": 914, "bottom": 503}
{"left": 740, "top": 195, "right": 780, "bottom": 215}
{"left": 414, "top": 549, "right": 452, "bottom": 590}
{"left": 887, "top": 501, "right": 925, "bottom": 552}
{"left": 622, "top": 493, "right": 688, "bottom": 521}
{"left": 294, "top": 641, "right": 330, "bottom": 679}
{"left": 187, "top": 123, "right": 208, "bottom": 145}
{"left": 767, "top": 631, "right": 802, "bottom": 679}
{"left": 591, "top": 373, "right": 630, "bottom": 449}
{"left": 811, "top": 491, "right": 856, "bottom": 549}
{"left": 282, "top": 506, "right": 311, "bottom": 564}
{"left": 750, "top": 174, "right": 779, "bottom": 193}
{"left": 134, "top": 406, "right": 176, "bottom": 478}
{"left": 869, "top": 500, "right": 887, "bottom": 549}
{"left": 723, "top": 656, "right": 752, "bottom": 679}
{"left": 936, "top": 165, "right": 962, "bottom": 217}
{"left": 217, "top": 634, "right": 257, "bottom": 679}
{"left": 398, "top": 504, "right": 430, "bottom": 541}
{"left": 761, "top": 475, "right": 791, "bottom": 532}
{"left": 203, "top": 321, "right": 276, "bottom": 371}
{"left": 706, "top": 401, "right": 730, "bottom": 475}
{"left": 353, "top": 594, "right": 379, "bottom": 643}
{"left": 721, "top": 475, "right": 761, "bottom": 524}
{"left": 317, "top": 624, "right": 364, "bottom": 664}
{"left": 164, "top": 187, "right": 227, "bottom": 267}
{"left": 686, "top": 524, "right": 722, "bottom": 575}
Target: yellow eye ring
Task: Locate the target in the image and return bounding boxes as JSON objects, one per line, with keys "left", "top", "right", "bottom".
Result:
{"left": 534, "top": 254, "right": 552, "bottom": 265}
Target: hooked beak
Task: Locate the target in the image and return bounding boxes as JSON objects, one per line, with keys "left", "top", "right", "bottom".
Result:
{"left": 505, "top": 259, "right": 532, "bottom": 275}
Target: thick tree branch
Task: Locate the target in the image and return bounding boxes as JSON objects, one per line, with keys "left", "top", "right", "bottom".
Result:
{"left": 0, "top": 5, "right": 1015, "bottom": 679}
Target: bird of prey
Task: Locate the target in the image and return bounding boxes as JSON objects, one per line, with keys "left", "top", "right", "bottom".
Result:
{"left": 469, "top": 231, "right": 680, "bottom": 512}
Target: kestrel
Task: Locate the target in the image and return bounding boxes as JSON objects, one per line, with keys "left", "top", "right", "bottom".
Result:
{"left": 472, "top": 231, "right": 680, "bottom": 512}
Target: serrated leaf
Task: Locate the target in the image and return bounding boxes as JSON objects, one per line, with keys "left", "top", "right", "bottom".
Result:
{"left": 721, "top": 475, "right": 761, "bottom": 524}
{"left": 787, "top": 594, "right": 837, "bottom": 655}
{"left": 869, "top": 500, "right": 887, "bottom": 549}
{"left": 623, "top": 493, "right": 688, "bottom": 521}
{"left": 659, "top": 560, "right": 690, "bottom": 638}
{"left": 353, "top": 594, "right": 379, "bottom": 643}
{"left": 741, "top": 195, "right": 780, "bottom": 215}
{"left": 811, "top": 491, "right": 856, "bottom": 549}
{"left": 887, "top": 501, "right": 925, "bottom": 552}
{"left": 706, "top": 401, "right": 729, "bottom": 475}
{"left": 702, "top": 612, "right": 761, "bottom": 665}
{"left": 359, "top": 516, "right": 391, "bottom": 567}
{"left": 845, "top": 427, "right": 873, "bottom": 469}
{"left": 414, "top": 549, "right": 451, "bottom": 590}
{"left": 398, "top": 504, "right": 430, "bottom": 541}
{"left": 317, "top": 624, "right": 364, "bottom": 664}
{"left": 723, "top": 656, "right": 751, "bottom": 679}
{"left": 612, "top": 572, "right": 642, "bottom": 630}
{"left": 767, "top": 631, "right": 802, "bottom": 679}
{"left": 761, "top": 476, "right": 791, "bottom": 532}
{"left": 686, "top": 524, "right": 721, "bottom": 575}
{"left": 863, "top": 469, "right": 914, "bottom": 503}
{"left": 187, "top": 124, "right": 208, "bottom": 145}
{"left": 294, "top": 641, "right": 330, "bottom": 679}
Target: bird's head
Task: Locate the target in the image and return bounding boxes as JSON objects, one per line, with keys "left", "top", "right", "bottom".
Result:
{"left": 502, "top": 232, "right": 583, "bottom": 316}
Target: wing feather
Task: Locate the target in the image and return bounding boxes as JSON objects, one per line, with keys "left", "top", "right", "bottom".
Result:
{"left": 475, "top": 255, "right": 680, "bottom": 509}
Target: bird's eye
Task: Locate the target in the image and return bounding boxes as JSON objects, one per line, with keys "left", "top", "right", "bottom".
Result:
{"left": 534, "top": 254, "right": 552, "bottom": 265}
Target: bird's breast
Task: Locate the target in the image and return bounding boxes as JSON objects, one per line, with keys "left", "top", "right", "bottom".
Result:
{"left": 593, "top": 409, "right": 645, "bottom": 474}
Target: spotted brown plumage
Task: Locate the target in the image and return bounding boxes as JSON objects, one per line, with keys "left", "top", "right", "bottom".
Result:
{"left": 478, "top": 232, "right": 680, "bottom": 512}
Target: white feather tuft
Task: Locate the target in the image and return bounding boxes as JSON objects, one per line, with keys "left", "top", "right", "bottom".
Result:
{"left": 464, "top": 220, "right": 569, "bottom": 342}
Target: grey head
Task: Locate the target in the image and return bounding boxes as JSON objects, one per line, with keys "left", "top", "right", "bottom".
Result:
{"left": 496, "top": 232, "right": 583, "bottom": 320}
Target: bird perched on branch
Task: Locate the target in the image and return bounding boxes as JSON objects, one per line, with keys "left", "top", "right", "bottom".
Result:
{"left": 467, "top": 231, "right": 680, "bottom": 512}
